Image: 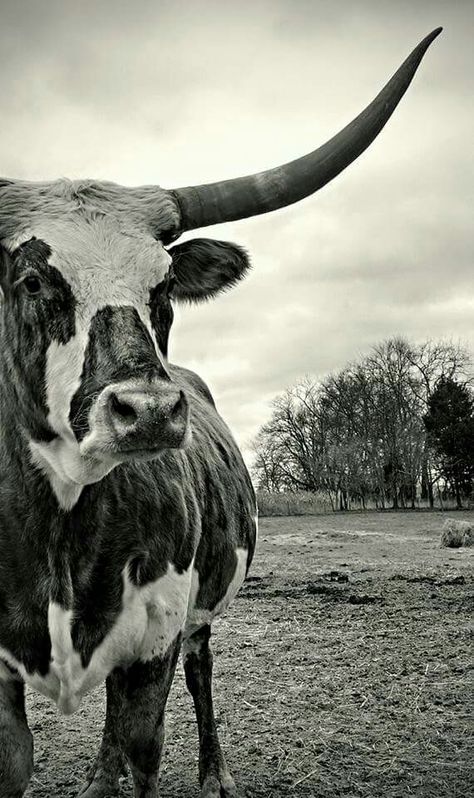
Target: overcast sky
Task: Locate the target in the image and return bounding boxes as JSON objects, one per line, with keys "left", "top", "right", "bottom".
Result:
{"left": 1, "top": 1, "right": 472, "bottom": 462}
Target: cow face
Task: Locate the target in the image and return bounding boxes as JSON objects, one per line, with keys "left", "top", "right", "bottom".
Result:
{"left": 0, "top": 209, "right": 249, "bottom": 503}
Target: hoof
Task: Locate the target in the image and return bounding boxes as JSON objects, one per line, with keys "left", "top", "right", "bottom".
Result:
{"left": 77, "top": 778, "right": 120, "bottom": 798}
{"left": 201, "top": 774, "right": 239, "bottom": 798}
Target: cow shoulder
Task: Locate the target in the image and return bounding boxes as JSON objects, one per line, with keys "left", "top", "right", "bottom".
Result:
{"left": 168, "top": 364, "right": 216, "bottom": 408}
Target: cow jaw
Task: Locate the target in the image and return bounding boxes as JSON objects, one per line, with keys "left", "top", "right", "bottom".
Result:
{"left": 29, "top": 438, "right": 117, "bottom": 510}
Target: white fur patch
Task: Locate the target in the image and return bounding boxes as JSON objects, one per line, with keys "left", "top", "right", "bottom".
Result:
{"left": 0, "top": 560, "right": 194, "bottom": 714}
{"left": 184, "top": 547, "right": 248, "bottom": 638}
{"left": 46, "top": 332, "right": 90, "bottom": 440}
{"left": 29, "top": 439, "right": 116, "bottom": 510}
{"left": 0, "top": 658, "right": 18, "bottom": 682}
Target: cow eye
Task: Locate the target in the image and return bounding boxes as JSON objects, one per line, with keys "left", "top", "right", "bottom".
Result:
{"left": 167, "top": 276, "right": 176, "bottom": 295}
{"left": 23, "top": 275, "right": 42, "bottom": 295}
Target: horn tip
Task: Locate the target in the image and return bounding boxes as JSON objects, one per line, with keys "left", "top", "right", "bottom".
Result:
{"left": 426, "top": 26, "right": 443, "bottom": 44}
{"left": 411, "top": 27, "right": 443, "bottom": 63}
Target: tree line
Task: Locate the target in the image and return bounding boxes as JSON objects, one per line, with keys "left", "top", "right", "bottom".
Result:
{"left": 252, "top": 338, "right": 474, "bottom": 511}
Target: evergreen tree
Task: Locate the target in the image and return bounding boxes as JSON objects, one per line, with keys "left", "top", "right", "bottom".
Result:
{"left": 424, "top": 377, "right": 474, "bottom": 507}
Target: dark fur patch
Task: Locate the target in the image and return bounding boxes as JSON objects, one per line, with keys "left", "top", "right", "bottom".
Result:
{"left": 167, "top": 238, "right": 250, "bottom": 303}
{"left": 148, "top": 277, "right": 174, "bottom": 356}
{"left": 69, "top": 306, "right": 169, "bottom": 442}
{"left": 0, "top": 239, "right": 76, "bottom": 442}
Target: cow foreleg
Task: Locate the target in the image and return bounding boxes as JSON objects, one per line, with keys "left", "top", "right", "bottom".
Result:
{"left": 112, "top": 636, "right": 181, "bottom": 798}
{"left": 78, "top": 676, "right": 127, "bottom": 797}
{"left": 0, "top": 677, "right": 33, "bottom": 798}
{"left": 183, "top": 625, "right": 237, "bottom": 798}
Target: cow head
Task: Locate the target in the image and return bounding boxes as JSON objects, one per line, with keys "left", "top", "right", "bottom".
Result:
{"left": 0, "top": 189, "right": 250, "bottom": 497}
{"left": 0, "top": 29, "right": 441, "bottom": 507}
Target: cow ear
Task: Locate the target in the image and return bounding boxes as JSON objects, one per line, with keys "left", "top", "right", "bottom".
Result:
{"left": 167, "top": 238, "right": 250, "bottom": 302}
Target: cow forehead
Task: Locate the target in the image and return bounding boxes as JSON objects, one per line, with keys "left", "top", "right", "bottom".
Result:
{"left": 13, "top": 215, "right": 172, "bottom": 306}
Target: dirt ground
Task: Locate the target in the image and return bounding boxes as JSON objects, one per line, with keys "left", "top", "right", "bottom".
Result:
{"left": 25, "top": 511, "right": 473, "bottom": 798}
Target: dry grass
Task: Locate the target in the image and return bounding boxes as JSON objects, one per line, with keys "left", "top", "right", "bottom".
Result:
{"left": 441, "top": 519, "right": 474, "bottom": 549}
{"left": 256, "top": 491, "right": 466, "bottom": 517}
{"left": 26, "top": 511, "right": 474, "bottom": 797}
{"left": 257, "top": 491, "right": 333, "bottom": 516}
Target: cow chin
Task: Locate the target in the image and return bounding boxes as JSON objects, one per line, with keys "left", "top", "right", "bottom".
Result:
{"left": 30, "top": 419, "right": 191, "bottom": 508}
{"left": 29, "top": 437, "right": 118, "bottom": 509}
{"left": 79, "top": 424, "right": 192, "bottom": 465}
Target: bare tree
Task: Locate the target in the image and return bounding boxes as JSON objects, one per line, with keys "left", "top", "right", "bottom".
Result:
{"left": 253, "top": 337, "right": 473, "bottom": 510}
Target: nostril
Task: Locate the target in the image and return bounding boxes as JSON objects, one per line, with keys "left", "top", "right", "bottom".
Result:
{"left": 109, "top": 393, "right": 138, "bottom": 426}
{"left": 170, "top": 390, "right": 186, "bottom": 419}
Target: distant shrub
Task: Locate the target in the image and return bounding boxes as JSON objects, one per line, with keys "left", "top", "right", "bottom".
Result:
{"left": 440, "top": 519, "right": 474, "bottom": 548}
{"left": 257, "top": 491, "right": 333, "bottom": 517}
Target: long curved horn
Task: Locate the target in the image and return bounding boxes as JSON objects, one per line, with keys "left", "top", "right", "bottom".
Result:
{"left": 169, "top": 28, "right": 442, "bottom": 232}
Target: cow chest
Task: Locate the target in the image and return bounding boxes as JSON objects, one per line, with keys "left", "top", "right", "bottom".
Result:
{"left": 0, "top": 547, "right": 248, "bottom": 714}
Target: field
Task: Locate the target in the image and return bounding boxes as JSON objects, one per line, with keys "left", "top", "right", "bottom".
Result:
{"left": 26, "top": 511, "right": 473, "bottom": 798}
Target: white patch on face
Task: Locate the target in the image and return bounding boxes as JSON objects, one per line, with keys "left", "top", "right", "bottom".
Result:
{"left": 0, "top": 560, "right": 193, "bottom": 715}
{"left": 15, "top": 216, "right": 173, "bottom": 506}
{"left": 184, "top": 547, "right": 248, "bottom": 639}
{"left": 29, "top": 438, "right": 116, "bottom": 510}
{"left": 46, "top": 331, "right": 90, "bottom": 440}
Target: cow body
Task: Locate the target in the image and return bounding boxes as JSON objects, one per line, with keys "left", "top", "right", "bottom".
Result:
{"left": 0, "top": 364, "right": 256, "bottom": 715}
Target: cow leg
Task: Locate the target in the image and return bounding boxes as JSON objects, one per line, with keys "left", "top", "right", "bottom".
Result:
{"left": 79, "top": 638, "right": 180, "bottom": 798}
{"left": 112, "top": 637, "right": 181, "bottom": 798}
{"left": 78, "top": 677, "right": 127, "bottom": 797}
{"left": 183, "top": 625, "right": 237, "bottom": 798}
{"left": 0, "top": 678, "right": 33, "bottom": 798}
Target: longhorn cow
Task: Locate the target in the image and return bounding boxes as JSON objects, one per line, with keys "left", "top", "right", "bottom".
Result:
{"left": 0, "top": 29, "right": 441, "bottom": 798}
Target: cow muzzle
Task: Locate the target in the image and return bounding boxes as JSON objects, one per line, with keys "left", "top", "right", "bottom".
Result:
{"left": 82, "top": 379, "right": 190, "bottom": 460}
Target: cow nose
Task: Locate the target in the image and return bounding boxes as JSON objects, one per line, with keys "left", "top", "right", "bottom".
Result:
{"left": 106, "top": 386, "right": 189, "bottom": 451}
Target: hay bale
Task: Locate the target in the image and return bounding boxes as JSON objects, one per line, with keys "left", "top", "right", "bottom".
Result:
{"left": 462, "top": 524, "right": 474, "bottom": 547}
{"left": 441, "top": 519, "right": 474, "bottom": 548}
